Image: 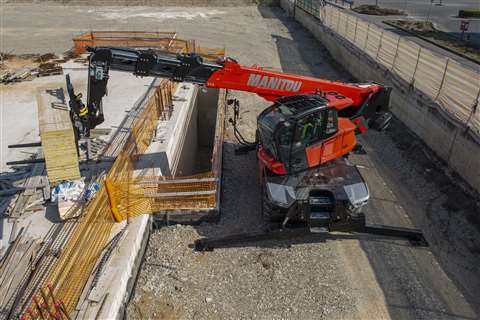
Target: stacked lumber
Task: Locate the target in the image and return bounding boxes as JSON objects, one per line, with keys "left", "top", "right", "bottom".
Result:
{"left": 0, "top": 230, "right": 41, "bottom": 319}
{"left": 0, "top": 52, "right": 63, "bottom": 84}
{"left": 0, "top": 68, "right": 35, "bottom": 84}
{"left": 37, "top": 88, "right": 80, "bottom": 183}
{"left": 37, "top": 62, "right": 63, "bottom": 77}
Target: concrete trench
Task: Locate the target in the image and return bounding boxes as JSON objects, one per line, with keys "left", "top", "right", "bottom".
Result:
{"left": 75, "top": 84, "right": 224, "bottom": 319}
{"left": 174, "top": 88, "right": 222, "bottom": 177}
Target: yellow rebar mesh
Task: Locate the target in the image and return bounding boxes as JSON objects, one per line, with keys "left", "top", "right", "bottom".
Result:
{"left": 23, "top": 79, "right": 202, "bottom": 319}
{"left": 107, "top": 172, "right": 218, "bottom": 219}
{"left": 45, "top": 185, "right": 114, "bottom": 314}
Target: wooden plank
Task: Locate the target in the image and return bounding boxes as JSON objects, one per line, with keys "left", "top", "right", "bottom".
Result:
{"left": 23, "top": 159, "right": 45, "bottom": 196}
{"left": 37, "top": 89, "right": 80, "bottom": 183}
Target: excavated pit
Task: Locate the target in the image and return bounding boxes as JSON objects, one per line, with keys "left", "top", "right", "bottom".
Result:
{"left": 176, "top": 88, "right": 222, "bottom": 177}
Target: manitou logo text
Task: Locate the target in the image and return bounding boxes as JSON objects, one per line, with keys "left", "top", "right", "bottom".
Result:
{"left": 247, "top": 74, "right": 302, "bottom": 92}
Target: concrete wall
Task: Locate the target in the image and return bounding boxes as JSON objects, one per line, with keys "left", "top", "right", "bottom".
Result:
{"left": 175, "top": 88, "right": 199, "bottom": 176}
{"left": 280, "top": 3, "right": 480, "bottom": 192}
{"left": 198, "top": 88, "right": 220, "bottom": 149}
{"left": 76, "top": 83, "right": 204, "bottom": 320}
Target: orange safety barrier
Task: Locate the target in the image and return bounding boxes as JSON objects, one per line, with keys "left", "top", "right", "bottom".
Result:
{"left": 71, "top": 31, "right": 225, "bottom": 60}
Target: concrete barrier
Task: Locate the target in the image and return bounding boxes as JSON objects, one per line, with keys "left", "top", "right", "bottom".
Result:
{"left": 279, "top": 1, "right": 480, "bottom": 192}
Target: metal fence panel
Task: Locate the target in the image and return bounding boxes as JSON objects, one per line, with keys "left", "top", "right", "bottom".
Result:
{"left": 297, "top": 0, "right": 321, "bottom": 17}
{"left": 392, "top": 39, "right": 421, "bottom": 83}
{"left": 354, "top": 20, "right": 369, "bottom": 50}
{"left": 337, "top": 11, "right": 348, "bottom": 37}
{"left": 413, "top": 50, "right": 448, "bottom": 99}
{"left": 345, "top": 15, "right": 357, "bottom": 42}
{"left": 364, "top": 24, "right": 382, "bottom": 59}
{"left": 437, "top": 61, "right": 480, "bottom": 125}
{"left": 377, "top": 32, "right": 400, "bottom": 69}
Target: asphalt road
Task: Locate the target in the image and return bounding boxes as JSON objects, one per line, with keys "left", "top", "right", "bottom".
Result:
{"left": 353, "top": 0, "right": 480, "bottom": 46}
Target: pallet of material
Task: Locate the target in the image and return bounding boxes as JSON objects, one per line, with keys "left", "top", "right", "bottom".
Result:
{"left": 37, "top": 66, "right": 63, "bottom": 77}
{"left": 37, "top": 88, "right": 80, "bottom": 183}
{"left": 1, "top": 68, "right": 35, "bottom": 84}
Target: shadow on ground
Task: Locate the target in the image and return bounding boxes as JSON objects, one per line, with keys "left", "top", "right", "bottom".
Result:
{"left": 260, "top": 5, "right": 480, "bottom": 319}
{"left": 132, "top": 4, "right": 479, "bottom": 320}
{"left": 149, "top": 5, "right": 480, "bottom": 320}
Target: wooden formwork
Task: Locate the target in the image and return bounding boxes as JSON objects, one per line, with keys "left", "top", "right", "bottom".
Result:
{"left": 73, "top": 31, "right": 176, "bottom": 54}
{"left": 72, "top": 31, "right": 193, "bottom": 55}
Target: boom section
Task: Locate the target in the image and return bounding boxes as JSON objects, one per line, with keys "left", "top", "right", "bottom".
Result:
{"left": 207, "top": 61, "right": 376, "bottom": 105}
{"left": 87, "top": 46, "right": 379, "bottom": 107}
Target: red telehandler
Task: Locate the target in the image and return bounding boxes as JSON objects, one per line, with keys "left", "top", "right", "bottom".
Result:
{"left": 67, "top": 46, "right": 426, "bottom": 250}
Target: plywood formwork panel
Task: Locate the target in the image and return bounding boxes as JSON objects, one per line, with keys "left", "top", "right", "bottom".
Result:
{"left": 37, "top": 89, "right": 80, "bottom": 183}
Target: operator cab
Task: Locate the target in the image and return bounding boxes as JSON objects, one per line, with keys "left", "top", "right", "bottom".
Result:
{"left": 257, "top": 94, "right": 356, "bottom": 175}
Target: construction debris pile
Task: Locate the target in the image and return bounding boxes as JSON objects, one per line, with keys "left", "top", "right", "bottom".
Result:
{"left": 0, "top": 161, "right": 50, "bottom": 219}
{"left": 0, "top": 52, "right": 64, "bottom": 84}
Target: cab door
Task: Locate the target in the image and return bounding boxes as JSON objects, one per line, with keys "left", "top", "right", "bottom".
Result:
{"left": 320, "top": 109, "right": 341, "bottom": 163}
{"left": 291, "top": 110, "right": 325, "bottom": 171}
{"left": 303, "top": 109, "right": 340, "bottom": 167}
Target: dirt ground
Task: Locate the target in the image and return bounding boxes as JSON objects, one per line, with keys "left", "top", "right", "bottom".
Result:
{"left": 2, "top": 3, "right": 479, "bottom": 320}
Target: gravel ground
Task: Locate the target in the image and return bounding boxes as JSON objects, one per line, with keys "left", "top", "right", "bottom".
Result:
{"left": 127, "top": 6, "right": 393, "bottom": 320}
{"left": 125, "top": 5, "right": 478, "bottom": 320}
{"left": 2, "top": 3, "right": 478, "bottom": 319}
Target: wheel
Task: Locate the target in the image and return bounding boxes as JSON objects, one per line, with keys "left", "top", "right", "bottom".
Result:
{"left": 370, "top": 112, "right": 392, "bottom": 131}
{"left": 261, "top": 183, "right": 286, "bottom": 223}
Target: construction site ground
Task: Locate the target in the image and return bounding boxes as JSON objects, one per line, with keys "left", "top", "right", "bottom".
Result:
{"left": 2, "top": 3, "right": 479, "bottom": 320}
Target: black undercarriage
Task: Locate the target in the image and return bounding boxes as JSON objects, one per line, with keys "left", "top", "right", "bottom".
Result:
{"left": 194, "top": 157, "right": 428, "bottom": 251}
{"left": 261, "top": 157, "right": 368, "bottom": 228}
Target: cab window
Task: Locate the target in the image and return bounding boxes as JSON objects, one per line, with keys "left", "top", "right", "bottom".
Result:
{"left": 324, "top": 109, "right": 338, "bottom": 138}
{"left": 275, "top": 122, "right": 294, "bottom": 165}
{"left": 293, "top": 111, "right": 324, "bottom": 146}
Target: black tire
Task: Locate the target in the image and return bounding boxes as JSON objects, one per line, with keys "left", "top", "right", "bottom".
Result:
{"left": 261, "top": 183, "right": 286, "bottom": 223}
{"left": 370, "top": 112, "right": 392, "bottom": 131}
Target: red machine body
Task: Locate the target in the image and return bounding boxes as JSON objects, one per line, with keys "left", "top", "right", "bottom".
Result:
{"left": 69, "top": 47, "right": 391, "bottom": 176}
